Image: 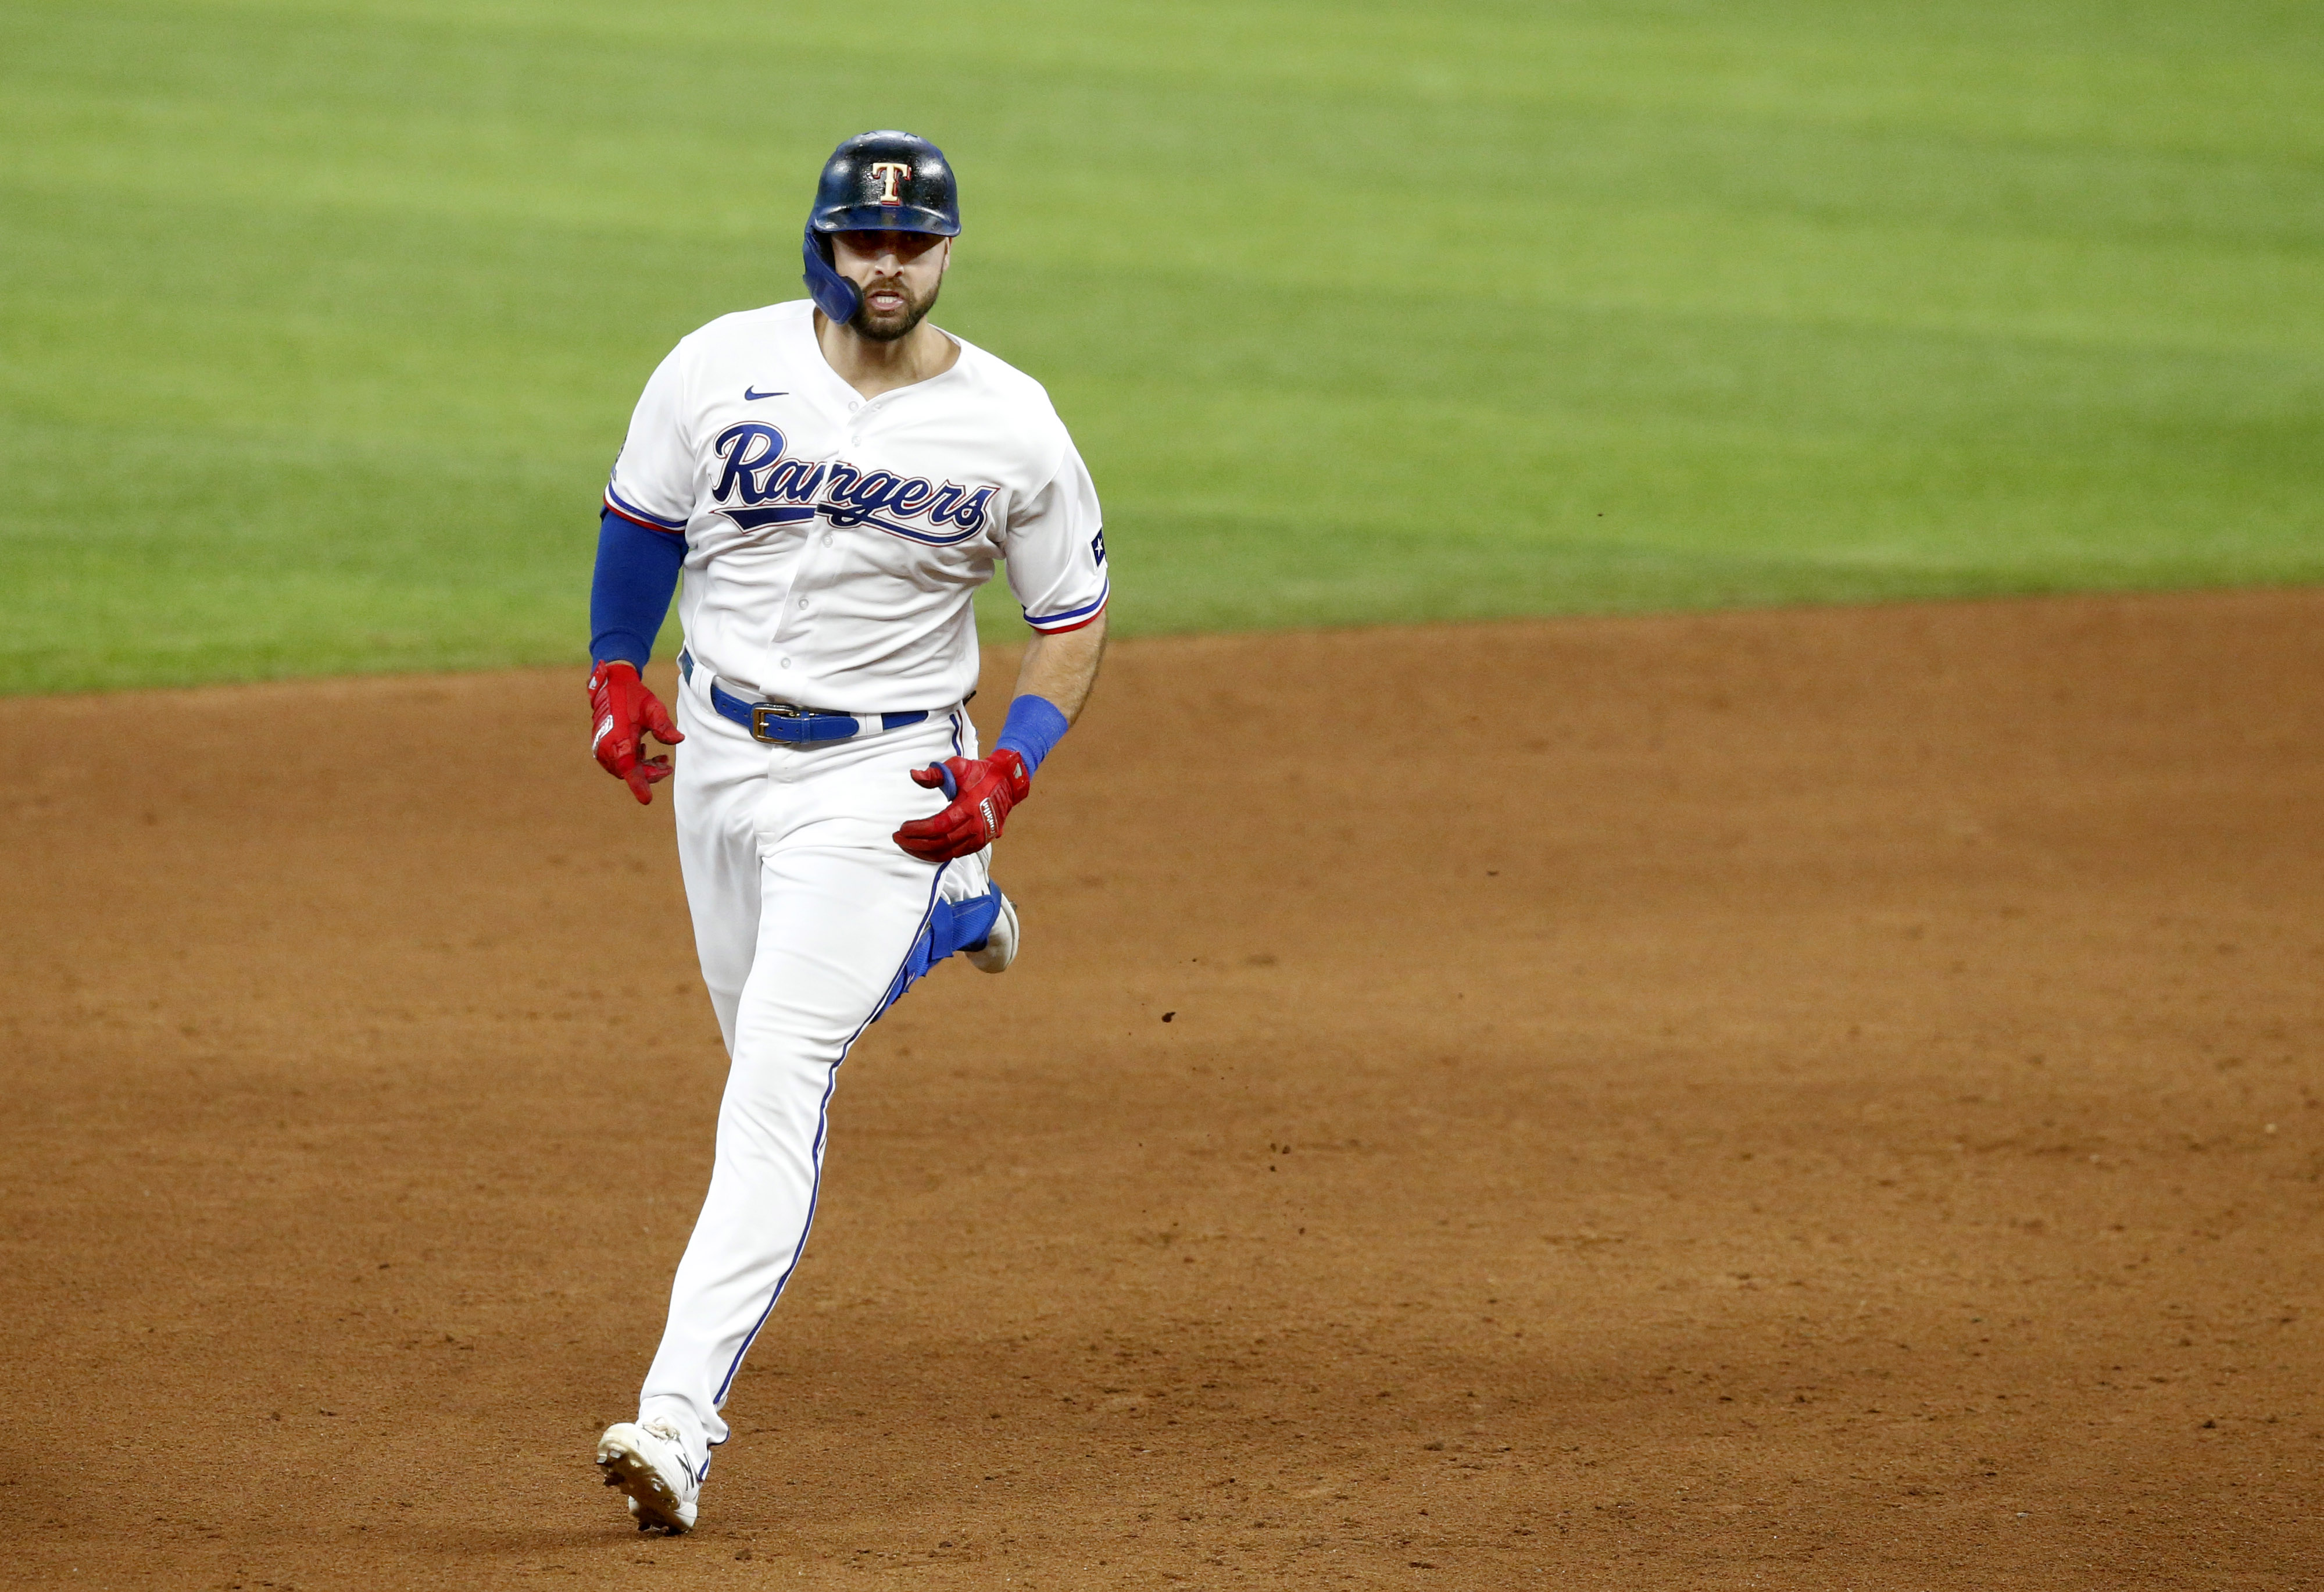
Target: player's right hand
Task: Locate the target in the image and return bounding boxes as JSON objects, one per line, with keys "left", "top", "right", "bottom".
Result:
{"left": 588, "top": 661, "right": 684, "bottom": 805}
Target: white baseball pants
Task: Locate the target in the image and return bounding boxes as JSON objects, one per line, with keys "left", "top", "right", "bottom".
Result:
{"left": 635, "top": 671, "right": 986, "bottom": 1477}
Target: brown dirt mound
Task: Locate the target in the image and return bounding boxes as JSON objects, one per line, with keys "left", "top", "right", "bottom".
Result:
{"left": 3, "top": 590, "right": 2321, "bottom": 1589}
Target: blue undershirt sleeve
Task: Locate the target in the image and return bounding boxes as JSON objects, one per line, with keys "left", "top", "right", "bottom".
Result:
{"left": 589, "top": 506, "right": 686, "bottom": 671}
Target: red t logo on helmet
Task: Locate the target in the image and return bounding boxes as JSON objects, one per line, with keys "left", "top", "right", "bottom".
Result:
{"left": 870, "top": 162, "right": 910, "bottom": 204}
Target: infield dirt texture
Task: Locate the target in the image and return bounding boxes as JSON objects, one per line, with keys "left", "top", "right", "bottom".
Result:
{"left": 6, "top": 0, "right": 2322, "bottom": 1583}
{"left": 8, "top": 590, "right": 2320, "bottom": 1588}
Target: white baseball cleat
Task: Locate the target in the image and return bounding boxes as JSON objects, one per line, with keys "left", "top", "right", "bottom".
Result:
{"left": 966, "top": 891, "right": 1018, "bottom": 974}
{"left": 596, "top": 1420, "right": 699, "bottom": 1533}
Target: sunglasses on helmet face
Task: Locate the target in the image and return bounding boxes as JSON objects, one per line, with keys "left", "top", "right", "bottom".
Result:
{"left": 832, "top": 230, "right": 946, "bottom": 261}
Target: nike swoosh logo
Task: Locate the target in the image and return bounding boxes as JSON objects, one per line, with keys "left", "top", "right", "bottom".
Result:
{"left": 743, "top": 387, "right": 786, "bottom": 401}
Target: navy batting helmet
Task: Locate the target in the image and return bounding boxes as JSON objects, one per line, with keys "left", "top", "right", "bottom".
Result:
{"left": 801, "top": 130, "right": 960, "bottom": 324}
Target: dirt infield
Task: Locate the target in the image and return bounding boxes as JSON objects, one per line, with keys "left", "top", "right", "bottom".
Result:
{"left": 4, "top": 591, "right": 2321, "bottom": 1589}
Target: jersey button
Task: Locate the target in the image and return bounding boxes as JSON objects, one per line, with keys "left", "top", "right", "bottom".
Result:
{"left": 779, "top": 658, "right": 792, "bottom": 669}
{"left": 821, "top": 534, "right": 834, "bottom": 548}
{"left": 796, "top": 598, "right": 809, "bottom": 611}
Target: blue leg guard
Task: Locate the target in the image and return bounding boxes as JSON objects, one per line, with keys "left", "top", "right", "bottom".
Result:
{"left": 875, "top": 886, "right": 1004, "bottom": 1019}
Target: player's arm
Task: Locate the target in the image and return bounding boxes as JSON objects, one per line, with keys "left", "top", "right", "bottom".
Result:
{"left": 893, "top": 432, "right": 1106, "bottom": 862}
{"left": 1010, "top": 609, "right": 1107, "bottom": 725}
{"left": 586, "top": 506, "right": 687, "bottom": 804}
{"left": 588, "top": 343, "right": 696, "bottom": 805}
{"left": 891, "top": 617, "right": 1106, "bottom": 863}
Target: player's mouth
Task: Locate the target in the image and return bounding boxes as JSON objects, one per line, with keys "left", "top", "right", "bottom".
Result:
{"left": 850, "top": 270, "right": 935, "bottom": 341}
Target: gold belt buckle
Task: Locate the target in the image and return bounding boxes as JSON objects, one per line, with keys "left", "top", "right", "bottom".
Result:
{"left": 750, "top": 702, "right": 810, "bottom": 741}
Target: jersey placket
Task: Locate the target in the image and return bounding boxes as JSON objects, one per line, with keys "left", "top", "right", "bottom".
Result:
{"left": 766, "top": 384, "right": 888, "bottom": 699}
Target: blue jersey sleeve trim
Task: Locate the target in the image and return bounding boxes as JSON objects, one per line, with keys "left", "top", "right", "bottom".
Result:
{"left": 604, "top": 484, "right": 689, "bottom": 533}
{"left": 590, "top": 506, "right": 687, "bottom": 670}
{"left": 1023, "top": 575, "right": 1110, "bottom": 631}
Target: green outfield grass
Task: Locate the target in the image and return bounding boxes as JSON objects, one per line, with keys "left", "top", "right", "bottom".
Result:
{"left": 3, "top": 0, "right": 2321, "bottom": 693}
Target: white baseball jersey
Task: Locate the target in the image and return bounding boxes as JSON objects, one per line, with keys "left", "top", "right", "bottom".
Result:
{"left": 603, "top": 298, "right": 1108, "bottom": 712}
{"left": 601, "top": 296, "right": 1104, "bottom": 1485}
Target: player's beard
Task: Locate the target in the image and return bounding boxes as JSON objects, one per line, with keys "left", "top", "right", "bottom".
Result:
{"left": 850, "top": 272, "right": 941, "bottom": 342}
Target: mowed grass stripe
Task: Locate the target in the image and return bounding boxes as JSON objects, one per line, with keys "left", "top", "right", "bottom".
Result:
{"left": 3, "top": 0, "right": 2320, "bottom": 692}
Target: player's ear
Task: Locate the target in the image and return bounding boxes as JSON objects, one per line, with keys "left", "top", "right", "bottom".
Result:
{"left": 936, "top": 237, "right": 953, "bottom": 279}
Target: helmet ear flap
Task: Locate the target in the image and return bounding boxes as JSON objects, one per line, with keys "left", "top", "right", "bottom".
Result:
{"left": 802, "top": 226, "right": 861, "bottom": 324}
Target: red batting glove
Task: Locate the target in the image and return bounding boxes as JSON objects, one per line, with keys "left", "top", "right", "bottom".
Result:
{"left": 893, "top": 749, "right": 1032, "bottom": 862}
{"left": 588, "top": 660, "right": 684, "bottom": 805}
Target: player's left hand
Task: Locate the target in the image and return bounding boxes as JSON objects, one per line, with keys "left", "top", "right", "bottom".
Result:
{"left": 588, "top": 660, "right": 685, "bottom": 805}
{"left": 893, "top": 749, "right": 1031, "bottom": 862}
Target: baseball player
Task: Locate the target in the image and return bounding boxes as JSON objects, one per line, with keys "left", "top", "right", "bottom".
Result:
{"left": 580, "top": 130, "right": 1109, "bottom": 1533}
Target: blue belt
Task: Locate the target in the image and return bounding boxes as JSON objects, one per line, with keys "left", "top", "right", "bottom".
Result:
{"left": 685, "top": 651, "right": 929, "bottom": 744}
